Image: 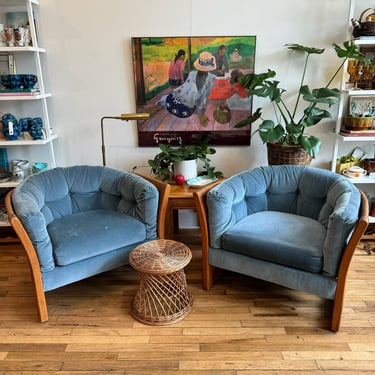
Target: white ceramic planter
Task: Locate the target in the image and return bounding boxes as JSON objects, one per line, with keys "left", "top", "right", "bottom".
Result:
{"left": 174, "top": 159, "right": 197, "bottom": 181}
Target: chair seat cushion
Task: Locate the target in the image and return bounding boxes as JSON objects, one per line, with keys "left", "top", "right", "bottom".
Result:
{"left": 221, "top": 211, "right": 326, "bottom": 273}
{"left": 47, "top": 209, "right": 147, "bottom": 266}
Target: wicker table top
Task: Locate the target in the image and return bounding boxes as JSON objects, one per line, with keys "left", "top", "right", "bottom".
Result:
{"left": 129, "top": 239, "right": 192, "bottom": 275}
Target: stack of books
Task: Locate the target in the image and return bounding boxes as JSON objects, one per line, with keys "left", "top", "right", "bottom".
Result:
{"left": 0, "top": 88, "right": 39, "bottom": 96}
{"left": 340, "top": 128, "right": 375, "bottom": 137}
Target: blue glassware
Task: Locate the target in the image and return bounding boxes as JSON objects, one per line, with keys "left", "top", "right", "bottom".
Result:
{"left": 2, "top": 113, "right": 20, "bottom": 140}
{"left": 29, "top": 117, "right": 44, "bottom": 140}
{"left": 18, "top": 117, "right": 33, "bottom": 131}
{"left": 21, "top": 74, "right": 38, "bottom": 89}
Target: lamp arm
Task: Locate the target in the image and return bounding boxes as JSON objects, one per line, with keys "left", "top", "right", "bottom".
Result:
{"left": 100, "top": 113, "right": 149, "bottom": 166}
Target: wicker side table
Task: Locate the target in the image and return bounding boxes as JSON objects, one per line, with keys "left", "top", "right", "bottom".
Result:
{"left": 129, "top": 239, "right": 193, "bottom": 325}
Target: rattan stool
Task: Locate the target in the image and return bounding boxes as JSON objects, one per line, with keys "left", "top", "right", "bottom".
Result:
{"left": 129, "top": 239, "right": 193, "bottom": 325}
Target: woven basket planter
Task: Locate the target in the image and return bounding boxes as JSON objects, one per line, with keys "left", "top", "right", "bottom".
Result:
{"left": 267, "top": 142, "right": 312, "bottom": 166}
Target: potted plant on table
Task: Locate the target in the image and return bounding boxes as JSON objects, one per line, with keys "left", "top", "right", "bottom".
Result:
{"left": 235, "top": 41, "right": 368, "bottom": 164}
{"left": 148, "top": 137, "right": 223, "bottom": 182}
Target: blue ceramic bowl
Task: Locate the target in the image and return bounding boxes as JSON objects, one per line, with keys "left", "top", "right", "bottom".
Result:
{"left": 32, "top": 162, "right": 48, "bottom": 174}
{"left": 0, "top": 74, "right": 38, "bottom": 89}
{"left": 0, "top": 74, "right": 23, "bottom": 89}
{"left": 21, "top": 74, "right": 38, "bottom": 89}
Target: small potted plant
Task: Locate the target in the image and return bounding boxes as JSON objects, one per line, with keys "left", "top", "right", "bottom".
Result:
{"left": 148, "top": 137, "right": 223, "bottom": 181}
{"left": 235, "top": 41, "right": 368, "bottom": 163}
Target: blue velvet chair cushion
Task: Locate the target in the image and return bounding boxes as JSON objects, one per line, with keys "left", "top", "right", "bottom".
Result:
{"left": 222, "top": 211, "right": 326, "bottom": 273}
{"left": 47, "top": 209, "right": 146, "bottom": 266}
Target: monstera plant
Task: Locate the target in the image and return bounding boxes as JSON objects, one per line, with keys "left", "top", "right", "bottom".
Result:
{"left": 235, "top": 41, "right": 368, "bottom": 158}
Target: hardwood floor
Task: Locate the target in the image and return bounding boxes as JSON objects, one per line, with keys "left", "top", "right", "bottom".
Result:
{"left": 1, "top": 231, "right": 375, "bottom": 374}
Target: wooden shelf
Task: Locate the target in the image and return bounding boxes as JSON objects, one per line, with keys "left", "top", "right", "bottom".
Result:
{"left": 0, "top": 0, "right": 38, "bottom": 6}
{"left": 344, "top": 176, "right": 375, "bottom": 184}
{"left": 0, "top": 46, "right": 45, "bottom": 53}
{"left": 0, "top": 179, "right": 19, "bottom": 189}
{"left": 0, "top": 133, "right": 57, "bottom": 146}
{"left": 353, "top": 38, "right": 375, "bottom": 46}
{"left": 345, "top": 89, "right": 375, "bottom": 96}
{"left": 0, "top": 93, "right": 51, "bottom": 101}
{"left": 339, "top": 134, "right": 375, "bottom": 142}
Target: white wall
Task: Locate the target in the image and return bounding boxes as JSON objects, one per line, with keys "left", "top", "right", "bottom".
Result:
{"left": 38, "top": 0, "right": 353, "bottom": 177}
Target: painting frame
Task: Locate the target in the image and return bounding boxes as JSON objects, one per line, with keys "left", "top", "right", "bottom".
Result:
{"left": 131, "top": 36, "right": 256, "bottom": 146}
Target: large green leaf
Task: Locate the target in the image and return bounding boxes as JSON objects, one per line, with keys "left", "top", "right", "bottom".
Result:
{"left": 285, "top": 122, "right": 303, "bottom": 138}
{"left": 300, "top": 85, "right": 340, "bottom": 105}
{"left": 300, "top": 135, "right": 321, "bottom": 158}
{"left": 258, "top": 120, "right": 285, "bottom": 143}
{"left": 302, "top": 107, "right": 332, "bottom": 127}
{"left": 260, "top": 80, "right": 284, "bottom": 102}
{"left": 234, "top": 108, "right": 262, "bottom": 128}
{"left": 238, "top": 69, "right": 276, "bottom": 90}
{"left": 333, "top": 40, "right": 369, "bottom": 63}
{"left": 285, "top": 43, "right": 325, "bottom": 55}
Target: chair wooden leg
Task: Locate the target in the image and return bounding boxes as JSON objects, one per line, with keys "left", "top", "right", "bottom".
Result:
{"left": 27, "top": 255, "right": 49, "bottom": 322}
{"left": 331, "top": 279, "right": 346, "bottom": 332}
{"left": 18, "top": 232, "right": 49, "bottom": 322}
{"left": 202, "top": 262, "right": 213, "bottom": 290}
{"left": 331, "top": 298, "right": 342, "bottom": 332}
{"left": 34, "top": 280, "right": 49, "bottom": 322}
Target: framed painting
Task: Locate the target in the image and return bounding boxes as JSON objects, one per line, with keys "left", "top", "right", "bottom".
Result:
{"left": 6, "top": 12, "right": 29, "bottom": 28}
{"left": 131, "top": 36, "right": 256, "bottom": 146}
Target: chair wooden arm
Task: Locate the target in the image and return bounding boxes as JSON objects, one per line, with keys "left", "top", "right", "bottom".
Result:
{"left": 331, "top": 189, "right": 369, "bottom": 331}
{"left": 193, "top": 179, "right": 222, "bottom": 290}
{"left": 135, "top": 173, "right": 170, "bottom": 239}
{"left": 5, "top": 189, "right": 48, "bottom": 322}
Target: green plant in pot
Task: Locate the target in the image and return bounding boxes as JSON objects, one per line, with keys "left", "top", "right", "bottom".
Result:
{"left": 148, "top": 137, "right": 223, "bottom": 181}
{"left": 235, "top": 41, "right": 368, "bottom": 162}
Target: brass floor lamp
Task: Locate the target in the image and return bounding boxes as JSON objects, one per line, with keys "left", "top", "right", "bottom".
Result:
{"left": 100, "top": 113, "right": 149, "bottom": 166}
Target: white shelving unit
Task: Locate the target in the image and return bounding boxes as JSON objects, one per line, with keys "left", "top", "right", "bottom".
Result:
{"left": 0, "top": 0, "right": 57, "bottom": 189}
{"left": 331, "top": 0, "right": 375, "bottom": 184}
{"left": 0, "top": 0, "right": 57, "bottom": 232}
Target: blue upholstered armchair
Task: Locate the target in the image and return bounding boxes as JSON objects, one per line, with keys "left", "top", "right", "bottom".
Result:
{"left": 5, "top": 165, "right": 161, "bottom": 322}
{"left": 193, "top": 165, "right": 368, "bottom": 331}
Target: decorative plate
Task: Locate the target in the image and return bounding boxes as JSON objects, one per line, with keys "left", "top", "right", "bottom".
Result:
{"left": 186, "top": 176, "right": 218, "bottom": 188}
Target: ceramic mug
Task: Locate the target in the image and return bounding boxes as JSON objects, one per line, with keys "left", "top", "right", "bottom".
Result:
{"left": 11, "top": 159, "right": 30, "bottom": 177}
{"left": 14, "top": 27, "right": 26, "bottom": 47}
{"left": 12, "top": 165, "right": 24, "bottom": 182}
{"left": 343, "top": 166, "right": 367, "bottom": 178}
{"left": 3, "top": 27, "right": 14, "bottom": 47}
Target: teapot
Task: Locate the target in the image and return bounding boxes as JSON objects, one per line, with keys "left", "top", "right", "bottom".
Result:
{"left": 352, "top": 8, "right": 375, "bottom": 37}
{"left": 343, "top": 165, "right": 367, "bottom": 179}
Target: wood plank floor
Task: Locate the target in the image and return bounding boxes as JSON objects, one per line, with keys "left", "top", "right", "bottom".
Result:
{"left": 1, "top": 231, "right": 375, "bottom": 374}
